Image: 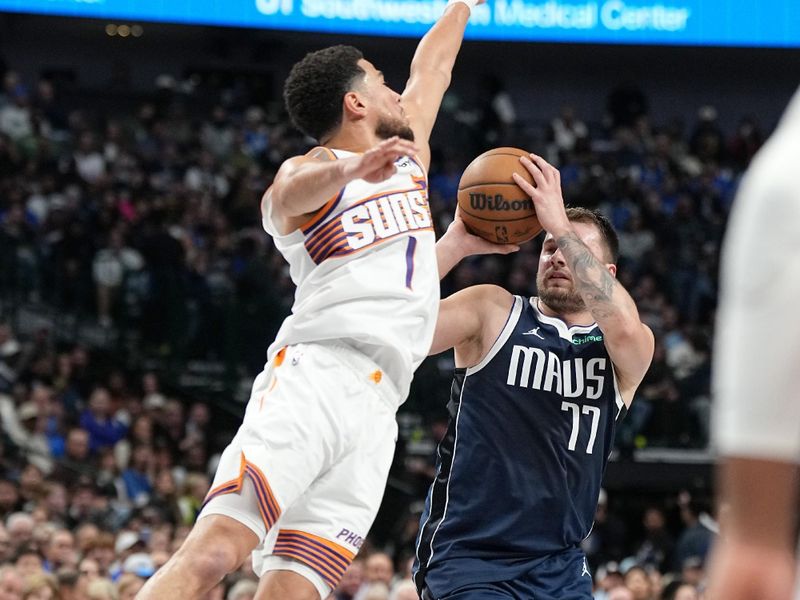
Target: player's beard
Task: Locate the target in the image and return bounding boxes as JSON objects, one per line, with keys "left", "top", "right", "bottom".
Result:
{"left": 537, "top": 272, "right": 586, "bottom": 314}
{"left": 376, "top": 116, "right": 415, "bottom": 142}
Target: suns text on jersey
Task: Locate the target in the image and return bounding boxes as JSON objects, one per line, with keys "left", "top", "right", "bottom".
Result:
{"left": 341, "top": 189, "right": 431, "bottom": 250}
{"left": 506, "top": 345, "right": 607, "bottom": 398}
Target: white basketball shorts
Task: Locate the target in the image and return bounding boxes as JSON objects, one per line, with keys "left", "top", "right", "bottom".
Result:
{"left": 198, "top": 341, "right": 399, "bottom": 596}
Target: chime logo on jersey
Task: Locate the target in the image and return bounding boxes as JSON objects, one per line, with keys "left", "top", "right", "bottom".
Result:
{"left": 506, "top": 344, "right": 606, "bottom": 398}
{"left": 341, "top": 189, "right": 432, "bottom": 250}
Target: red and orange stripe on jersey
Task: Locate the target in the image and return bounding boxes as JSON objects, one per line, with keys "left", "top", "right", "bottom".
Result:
{"left": 262, "top": 147, "right": 439, "bottom": 404}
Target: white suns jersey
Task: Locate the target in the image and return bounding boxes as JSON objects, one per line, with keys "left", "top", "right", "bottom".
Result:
{"left": 262, "top": 148, "right": 439, "bottom": 403}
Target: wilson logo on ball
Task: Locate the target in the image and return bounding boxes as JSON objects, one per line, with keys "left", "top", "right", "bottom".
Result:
{"left": 469, "top": 193, "right": 533, "bottom": 212}
{"left": 457, "top": 147, "right": 543, "bottom": 244}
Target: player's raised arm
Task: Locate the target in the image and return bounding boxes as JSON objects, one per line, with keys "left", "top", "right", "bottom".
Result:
{"left": 264, "top": 136, "right": 418, "bottom": 233}
{"left": 513, "top": 154, "right": 654, "bottom": 401}
{"left": 402, "top": 0, "right": 484, "bottom": 169}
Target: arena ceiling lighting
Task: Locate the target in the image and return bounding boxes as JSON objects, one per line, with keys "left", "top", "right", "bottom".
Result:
{"left": 0, "top": 0, "right": 798, "bottom": 47}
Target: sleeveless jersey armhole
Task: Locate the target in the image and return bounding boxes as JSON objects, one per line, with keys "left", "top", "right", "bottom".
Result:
{"left": 465, "top": 295, "right": 523, "bottom": 376}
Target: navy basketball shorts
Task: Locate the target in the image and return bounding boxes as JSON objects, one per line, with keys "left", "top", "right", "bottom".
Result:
{"left": 423, "top": 548, "right": 593, "bottom": 600}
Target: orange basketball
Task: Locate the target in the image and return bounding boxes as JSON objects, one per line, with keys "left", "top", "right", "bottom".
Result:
{"left": 456, "top": 147, "right": 542, "bottom": 244}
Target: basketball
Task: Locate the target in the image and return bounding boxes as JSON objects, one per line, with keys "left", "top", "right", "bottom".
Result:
{"left": 457, "top": 147, "right": 543, "bottom": 244}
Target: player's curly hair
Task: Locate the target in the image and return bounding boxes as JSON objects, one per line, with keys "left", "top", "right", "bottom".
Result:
{"left": 283, "top": 45, "right": 365, "bottom": 142}
{"left": 565, "top": 207, "right": 619, "bottom": 263}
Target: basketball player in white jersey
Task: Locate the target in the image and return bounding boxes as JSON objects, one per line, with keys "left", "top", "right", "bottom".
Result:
{"left": 706, "top": 86, "right": 800, "bottom": 600}
{"left": 136, "top": 2, "right": 512, "bottom": 599}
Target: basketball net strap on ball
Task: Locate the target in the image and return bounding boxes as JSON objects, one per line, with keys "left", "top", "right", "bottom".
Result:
{"left": 447, "top": 0, "right": 479, "bottom": 13}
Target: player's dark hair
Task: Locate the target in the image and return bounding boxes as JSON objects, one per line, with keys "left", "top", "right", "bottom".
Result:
{"left": 565, "top": 207, "right": 619, "bottom": 263}
{"left": 283, "top": 45, "right": 365, "bottom": 142}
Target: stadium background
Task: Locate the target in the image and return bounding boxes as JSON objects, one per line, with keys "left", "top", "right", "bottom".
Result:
{"left": 1, "top": 3, "right": 799, "bottom": 598}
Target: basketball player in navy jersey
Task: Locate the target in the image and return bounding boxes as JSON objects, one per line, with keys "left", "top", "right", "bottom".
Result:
{"left": 418, "top": 153, "right": 655, "bottom": 599}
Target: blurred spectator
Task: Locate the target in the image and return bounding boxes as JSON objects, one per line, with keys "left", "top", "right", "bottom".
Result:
{"left": 0, "top": 85, "right": 32, "bottom": 142}
{"left": 363, "top": 552, "right": 393, "bottom": 587}
{"left": 387, "top": 580, "right": 416, "bottom": 600}
{"left": 86, "top": 578, "right": 117, "bottom": 600}
{"left": 333, "top": 560, "right": 364, "bottom": 600}
{"left": 659, "top": 580, "right": 698, "bottom": 600}
{"left": 77, "top": 556, "right": 100, "bottom": 590}
{"left": 548, "top": 105, "right": 588, "bottom": 157}
{"left": 20, "top": 572, "right": 58, "bottom": 599}
{"left": 594, "top": 561, "right": 625, "bottom": 600}
{"left": 79, "top": 388, "right": 128, "bottom": 453}
{"left": 0, "top": 482, "right": 19, "bottom": 517}
{"left": 6, "top": 514, "right": 34, "bottom": 550}
{"left": 608, "top": 586, "right": 635, "bottom": 600}
{"left": 0, "top": 527, "right": 10, "bottom": 565}
{"left": 55, "top": 567, "right": 80, "bottom": 600}
{"left": 475, "top": 74, "right": 517, "bottom": 150}
{"left": 51, "top": 428, "right": 92, "bottom": 483}
{"left": 84, "top": 535, "right": 115, "bottom": 579}
{"left": 13, "top": 546, "right": 42, "bottom": 580}
{"left": 679, "top": 557, "right": 705, "bottom": 589}
{"left": 689, "top": 105, "right": 725, "bottom": 163}
{"left": 176, "top": 473, "right": 208, "bottom": 525}
{"left": 353, "top": 552, "right": 394, "bottom": 600}
{"left": 727, "top": 116, "right": 762, "bottom": 169}
{"left": 673, "top": 492, "right": 715, "bottom": 573}
{"left": 359, "top": 583, "right": 389, "bottom": 600}
{"left": 92, "top": 228, "right": 144, "bottom": 327}
{"left": 121, "top": 553, "right": 154, "bottom": 579}
{"left": 119, "top": 445, "right": 154, "bottom": 507}
{"left": 0, "top": 564, "right": 23, "bottom": 600}
{"left": 634, "top": 508, "right": 674, "bottom": 573}
{"left": 42, "top": 529, "right": 76, "bottom": 573}
{"left": 624, "top": 566, "right": 656, "bottom": 600}
{"left": 3, "top": 400, "right": 52, "bottom": 476}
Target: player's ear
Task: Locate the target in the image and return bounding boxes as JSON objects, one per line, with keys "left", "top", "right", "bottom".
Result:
{"left": 606, "top": 263, "right": 617, "bottom": 278}
{"left": 343, "top": 91, "right": 367, "bottom": 120}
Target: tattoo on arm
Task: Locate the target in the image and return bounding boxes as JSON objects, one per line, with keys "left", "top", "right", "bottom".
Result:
{"left": 555, "top": 232, "right": 618, "bottom": 319}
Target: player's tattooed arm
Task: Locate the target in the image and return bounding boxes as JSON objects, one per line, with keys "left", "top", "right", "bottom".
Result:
{"left": 554, "top": 232, "right": 618, "bottom": 320}
{"left": 555, "top": 229, "right": 654, "bottom": 399}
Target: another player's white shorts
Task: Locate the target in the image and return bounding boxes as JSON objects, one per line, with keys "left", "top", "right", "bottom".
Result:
{"left": 198, "top": 341, "right": 399, "bottom": 597}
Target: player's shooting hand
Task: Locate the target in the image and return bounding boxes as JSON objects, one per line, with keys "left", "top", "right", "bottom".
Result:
{"left": 512, "top": 153, "right": 571, "bottom": 237}
{"left": 341, "top": 136, "right": 419, "bottom": 183}
{"left": 446, "top": 207, "right": 520, "bottom": 257}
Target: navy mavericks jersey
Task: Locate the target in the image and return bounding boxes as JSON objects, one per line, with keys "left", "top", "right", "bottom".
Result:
{"left": 413, "top": 296, "right": 627, "bottom": 596}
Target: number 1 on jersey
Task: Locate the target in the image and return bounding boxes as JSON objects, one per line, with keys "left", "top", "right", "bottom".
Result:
{"left": 561, "top": 401, "right": 600, "bottom": 454}
{"left": 404, "top": 236, "right": 417, "bottom": 290}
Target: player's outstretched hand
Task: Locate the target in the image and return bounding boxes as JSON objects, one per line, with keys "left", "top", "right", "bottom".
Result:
{"left": 512, "top": 153, "right": 571, "bottom": 237}
{"left": 445, "top": 208, "right": 520, "bottom": 257}
{"left": 341, "top": 136, "right": 419, "bottom": 183}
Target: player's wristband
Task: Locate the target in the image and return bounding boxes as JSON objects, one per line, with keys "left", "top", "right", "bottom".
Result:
{"left": 447, "top": 0, "right": 479, "bottom": 13}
